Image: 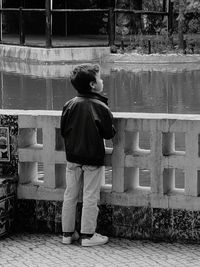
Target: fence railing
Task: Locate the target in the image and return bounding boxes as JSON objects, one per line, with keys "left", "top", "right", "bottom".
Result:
{"left": 0, "top": 0, "right": 174, "bottom": 48}
{"left": 16, "top": 110, "right": 200, "bottom": 210}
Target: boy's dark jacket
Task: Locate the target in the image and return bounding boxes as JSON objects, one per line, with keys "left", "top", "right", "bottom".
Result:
{"left": 60, "top": 92, "right": 116, "bottom": 166}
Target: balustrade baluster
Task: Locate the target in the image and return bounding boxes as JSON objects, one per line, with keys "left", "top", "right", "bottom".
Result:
{"left": 112, "top": 118, "right": 126, "bottom": 192}
{"left": 185, "top": 130, "right": 200, "bottom": 196}
{"left": 18, "top": 128, "right": 37, "bottom": 184}
{"left": 42, "top": 118, "right": 56, "bottom": 188}
{"left": 45, "top": 0, "right": 52, "bottom": 48}
{"left": 150, "top": 123, "right": 163, "bottom": 194}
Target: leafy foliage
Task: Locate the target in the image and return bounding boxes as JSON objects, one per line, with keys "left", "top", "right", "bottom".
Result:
{"left": 186, "top": 0, "right": 200, "bottom": 13}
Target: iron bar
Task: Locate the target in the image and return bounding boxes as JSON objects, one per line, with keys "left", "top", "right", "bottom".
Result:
{"left": 108, "top": 8, "right": 115, "bottom": 46}
{"left": 45, "top": 0, "right": 52, "bottom": 48}
{"left": 148, "top": 40, "right": 151, "bottom": 54}
{"left": 0, "top": 12, "right": 1, "bottom": 42}
{"left": 168, "top": 0, "right": 174, "bottom": 35}
{"left": 51, "top": 8, "right": 109, "bottom": 13}
{"left": 19, "top": 7, "right": 25, "bottom": 45}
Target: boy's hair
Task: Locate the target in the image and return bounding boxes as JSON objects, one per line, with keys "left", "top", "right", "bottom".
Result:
{"left": 70, "top": 64, "right": 100, "bottom": 94}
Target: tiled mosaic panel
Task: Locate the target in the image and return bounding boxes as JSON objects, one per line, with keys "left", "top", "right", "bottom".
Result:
{"left": 0, "top": 178, "right": 17, "bottom": 237}
{"left": 0, "top": 217, "right": 14, "bottom": 237}
{"left": 0, "top": 115, "right": 18, "bottom": 237}
{"left": 0, "top": 178, "right": 17, "bottom": 200}
{"left": 0, "top": 196, "right": 15, "bottom": 217}
{"left": 0, "top": 115, "right": 18, "bottom": 177}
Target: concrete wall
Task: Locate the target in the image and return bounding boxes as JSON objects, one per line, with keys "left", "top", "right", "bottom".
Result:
{"left": 2, "top": 109, "right": 200, "bottom": 242}
{"left": 0, "top": 44, "right": 110, "bottom": 63}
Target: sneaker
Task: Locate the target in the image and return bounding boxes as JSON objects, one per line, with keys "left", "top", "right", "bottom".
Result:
{"left": 62, "top": 231, "right": 80, "bottom": 245}
{"left": 81, "top": 233, "right": 108, "bottom": 247}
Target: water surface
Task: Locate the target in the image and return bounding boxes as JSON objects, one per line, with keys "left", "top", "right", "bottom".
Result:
{"left": 1, "top": 61, "right": 200, "bottom": 187}
{"left": 1, "top": 63, "right": 200, "bottom": 113}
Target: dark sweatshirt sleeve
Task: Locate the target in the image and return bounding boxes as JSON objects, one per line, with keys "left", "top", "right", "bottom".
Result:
{"left": 96, "top": 108, "right": 116, "bottom": 140}
{"left": 60, "top": 105, "right": 69, "bottom": 138}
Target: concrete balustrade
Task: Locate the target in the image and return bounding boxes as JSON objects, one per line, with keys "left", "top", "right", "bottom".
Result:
{"left": 2, "top": 110, "right": 200, "bottom": 210}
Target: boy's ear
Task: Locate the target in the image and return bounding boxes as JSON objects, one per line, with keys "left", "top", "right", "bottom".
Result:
{"left": 90, "top": 81, "right": 95, "bottom": 89}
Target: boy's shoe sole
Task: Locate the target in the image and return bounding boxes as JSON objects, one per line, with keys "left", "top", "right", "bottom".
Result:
{"left": 81, "top": 233, "right": 108, "bottom": 247}
{"left": 62, "top": 231, "right": 80, "bottom": 245}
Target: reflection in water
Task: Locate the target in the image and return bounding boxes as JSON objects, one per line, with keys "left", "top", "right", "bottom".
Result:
{"left": 0, "top": 67, "right": 200, "bottom": 114}
{"left": 1, "top": 64, "right": 200, "bottom": 186}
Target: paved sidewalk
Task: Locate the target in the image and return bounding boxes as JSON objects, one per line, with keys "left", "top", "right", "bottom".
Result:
{"left": 1, "top": 234, "right": 200, "bottom": 267}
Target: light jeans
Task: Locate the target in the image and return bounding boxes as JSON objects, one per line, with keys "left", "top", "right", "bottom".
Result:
{"left": 62, "top": 161, "right": 105, "bottom": 234}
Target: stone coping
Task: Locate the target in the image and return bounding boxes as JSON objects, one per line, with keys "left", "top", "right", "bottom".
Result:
{"left": 0, "top": 58, "right": 111, "bottom": 78}
{"left": 104, "top": 53, "right": 200, "bottom": 64}
{"left": 0, "top": 44, "right": 110, "bottom": 63}
{"left": 1, "top": 109, "right": 200, "bottom": 120}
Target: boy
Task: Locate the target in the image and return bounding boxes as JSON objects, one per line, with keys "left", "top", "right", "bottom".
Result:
{"left": 60, "top": 64, "right": 116, "bottom": 246}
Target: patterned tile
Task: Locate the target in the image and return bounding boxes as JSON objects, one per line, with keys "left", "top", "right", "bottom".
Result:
{"left": 112, "top": 224, "right": 135, "bottom": 239}
{"left": 0, "top": 177, "right": 17, "bottom": 237}
{"left": 37, "top": 220, "right": 55, "bottom": 233}
{"left": 55, "top": 221, "right": 62, "bottom": 234}
{"left": 55, "top": 201, "right": 63, "bottom": 222}
{"left": 0, "top": 216, "right": 14, "bottom": 237}
{"left": 152, "top": 208, "right": 173, "bottom": 241}
{"left": 16, "top": 199, "right": 37, "bottom": 232}
{"left": 172, "top": 209, "right": 194, "bottom": 241}
{"left": 191, "top": 211, "right": 200, "bottom": 243}
{"left": 0, "top": 196, "right": 15, "bottom": 217}
{"left": 112, "top": 206, "right": 152, "bottom": 239}
{"left": 112, "top": 205, "right": 126, "bottom": 225}
{"left": 36, "top": 200, "right": 56, "bottom": 221}
{"left": 193, "top": 210, "right": 200, "bottom": 230}
{"left": 0, "top": 178, "right": 17, "bottom": 199}
{"left": 97, "top": 204, "right": 113, "bottom": 236}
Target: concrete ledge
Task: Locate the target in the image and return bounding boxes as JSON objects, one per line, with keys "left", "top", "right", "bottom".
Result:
{"left": 0, "top": 58, "right": 111, "bottom": 78}
{"left": 2, "top": 108, "right": 200, "bottom": 121}
{"left": 17, "top": 183, "right": 200, "bottom": 211}
{"left": 0, "top": 44, "right": 110, "bottom": 63}
{"left": 104, "top": 53, "right": 200, "bottom": 64}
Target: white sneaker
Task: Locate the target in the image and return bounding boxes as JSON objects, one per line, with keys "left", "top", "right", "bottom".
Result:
{"left": 81, "top": 233, "right": 109, "bottom": 247}
{"left": 62, "top": 231, "right": 80, "bottom": 245}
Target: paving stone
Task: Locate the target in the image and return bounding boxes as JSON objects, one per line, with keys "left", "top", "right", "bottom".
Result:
{"left": 1, "top": 233, "right": 200, "bottom": 266}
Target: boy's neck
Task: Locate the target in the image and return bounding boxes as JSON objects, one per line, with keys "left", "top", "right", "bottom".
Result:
{"left": 90, "top": 89, "right": 103, "bottom": 94}
{"left": 78, "top": 91, "right": 102, "bottom": 96}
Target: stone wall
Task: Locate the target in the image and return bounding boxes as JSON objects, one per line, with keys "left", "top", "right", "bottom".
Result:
{"left": 15, "top": 200, "right": 200, "bottom": 243}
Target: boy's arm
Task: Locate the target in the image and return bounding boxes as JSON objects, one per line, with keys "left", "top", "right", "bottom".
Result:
{"left": 96, "top": 109, "right": 116, "bottom": 140}
{"left": 60, "top": 106, "right": 69, "bottom": 138}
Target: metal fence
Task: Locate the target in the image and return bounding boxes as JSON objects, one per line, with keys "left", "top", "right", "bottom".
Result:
{"left": 0, "top": 0, "right": 174, "bottom": 48}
